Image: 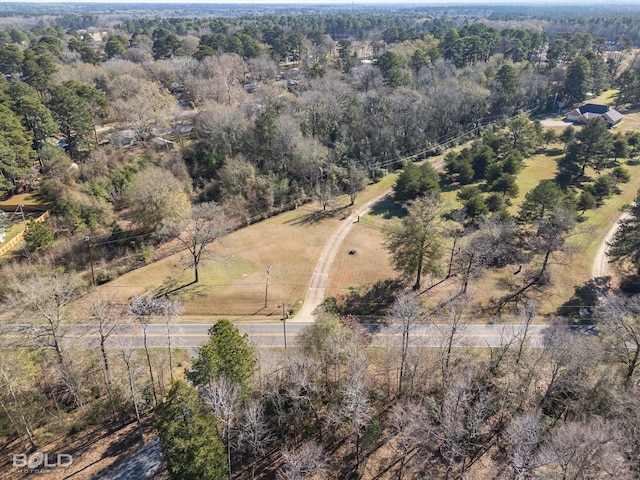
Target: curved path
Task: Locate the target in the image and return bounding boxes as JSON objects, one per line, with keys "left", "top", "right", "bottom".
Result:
{"left": 292, "top": 157, "right": 447, "bottom": 323}
{"left": 592, "top": 212, "right": 629, "bottom": 279}
{"left": 292, "top": 193, "right": 390, "bottom": 322}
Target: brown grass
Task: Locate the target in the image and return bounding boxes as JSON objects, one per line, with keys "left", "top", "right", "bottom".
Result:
{"left": 326, "top": 220, "right": 396, "bottom": 299}
{"left": 100, "top": 203, "right": 346, "bottom": 318}
{"left": 97, "top": 117, "right": 640, "bottom": 320}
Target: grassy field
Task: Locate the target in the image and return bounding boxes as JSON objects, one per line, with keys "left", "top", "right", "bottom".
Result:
{"left": 99, "top": 174, "right": 407, "bottom": 319}
{"left": 97, "top": 105, "right": 640, "bottom": 320}
{"left": 102, "top": 204, "right": 343, "bottom": 317}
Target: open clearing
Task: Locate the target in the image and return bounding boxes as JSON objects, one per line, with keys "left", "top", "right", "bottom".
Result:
{"left": 97, "top": 104, "right": 640, "bottom": 319}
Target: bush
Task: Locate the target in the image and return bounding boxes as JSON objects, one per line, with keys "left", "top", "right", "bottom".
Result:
{"left": 24, "top": 220, "right": 54, "bottom": 252}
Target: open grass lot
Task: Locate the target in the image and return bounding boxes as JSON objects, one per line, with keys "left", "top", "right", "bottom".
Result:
{"left": 97, "top": 119, "right": 640, "bottom": 320}
{"left": 101, "top": 203, "right": 344, "bottom": 317}
{"left": 325, "top": 218, "right": 396, "bottom": 302}
{"left": 0, "top": 223, "right": 25, "bottom": 247}
{"left": 98, "top": 175, "right": 404, "bottom": 320}
{"left": 0, "top": 192, "right": 47, "bottom": 208}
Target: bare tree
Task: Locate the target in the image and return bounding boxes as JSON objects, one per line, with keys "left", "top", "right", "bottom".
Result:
{"left": 126, "top": 167, "right": 191, "bottom": 231}
{"left": 238, "top": 400, "right": 274, "bottom": 479}
{"left": 0, "top": 347, "right": 37, "bottom": 449}
{"left": 120, "top": 345, "right": 144, "bottom": 441}
{"left": 130, "top": 294, "right": 160, "bottom": 406}
{"left": 163, "top": 301, "right": 182, "bottom": 382}
{"left": 534, "top": 326, "right": 602, "bottom": 422}
{"left": 276, "top": 442, "right": 327, "bottom": 480}
{"left": 314, "top": 177, "right": 337, "bottom": 212}
{"left": 202, "top": 376, "right": 240, "bottom": 480}
{"left": 597, "top": 294, "right": 640, "bottom": 386}
{"left": 537, "top": 418, "right": 629, "bottom": 479}
{"left": 110, "top": 76, "right": 175, "bottom": 142}
{"left": 160, "top": 202, "right": 231, "bottom": 284}
{"left": 518, "top": 301, "right": 539, "bottom": 366}
{"left": 508, "top": 412, "right": 542, "bottom": 480}
{"left": 437, "top": 369, "right": 498, "bottom": 479}
{"left": 263, "top": 351, "right": 323, "bottom": 445}
{"left": 346, "top": 165, "right": 368, "bottom": 206}
{"left": 195, "top": 104, "right": 250, "bottom": 157}
{"left": 335, "top": 363, "right": 371, "bottom": 471}
{"left": 388, "top": 400, "right": 433, "bottom": 479}
{"left": 496, "top": 208, "right": 577, "bottom": 314}
{"left": 200, "top": 54, "right": 246, "bottom": 105}
{"left": 389, "top": 291, "right": 426, "bottom": 395}
{"left": 297, "top": 315, "right": 358, "bottom": 390}
{"left": 435, "top": 294, "right": 472, "bottom": 383}
{"left": 87, "top": 295, "right": 126, "bottom": 393}
{"left": 6, "top": 266, "right": 78, "bottom": 368}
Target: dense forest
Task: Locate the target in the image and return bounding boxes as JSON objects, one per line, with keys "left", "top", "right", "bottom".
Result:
{"left": 2, "top": 2, "right": 640, "bottom": 479}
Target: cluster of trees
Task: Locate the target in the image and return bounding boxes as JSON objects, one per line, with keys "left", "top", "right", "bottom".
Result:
{"left": 384, "top": 112, "right": 638, "bottom": 311}
{"left": 153, "top": 302, "right": 640, "bottom": 479}
{"left": 0, "top": 7, "right": 633, "bottom": 236}
{"left": 3, "top": 5, "right": 640, "bottom": 477}
{"left": 4, "top": 263, "right": 640, "bottom": 479}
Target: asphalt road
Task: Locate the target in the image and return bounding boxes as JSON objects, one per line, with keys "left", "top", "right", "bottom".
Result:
{"left": 53, "top": 322, "right": 553, "bottom": 350}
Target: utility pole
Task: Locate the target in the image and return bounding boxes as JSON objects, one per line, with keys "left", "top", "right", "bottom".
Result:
{"left": 264, "top": 265, "right": 272, "bottom": 308}
{"left": 85, "top": 236, "right": 96, "bottom": 286}
{"left": 281, "top": 302, "right": 287, "bottom": 350}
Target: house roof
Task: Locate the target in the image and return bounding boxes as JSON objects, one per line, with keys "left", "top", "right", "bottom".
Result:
{"left": 603, "top": 109, "right": 624, "bottom": 124}
{"left": 566, "top": 103, "right": 623, "bottom": 125}
{"left": 578, "top": 103, "right": 609, "bottom": 115}
{"left": 150, "top": 137, "right": 173, "bottom": 145}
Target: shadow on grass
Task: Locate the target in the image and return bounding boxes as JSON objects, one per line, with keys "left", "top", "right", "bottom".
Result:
{"left": 545, "top": 147, "right": 565, "bottom": 157}
{"left": 326, "top": 278, "right": 405, "bottom": 320}
{"left": 153, "top": 277, "right": 202, "bottom": 298}
{"left": 556, "top": 276, "right": 611, "bottom": 319}
{"left": 285, "top": 204, "right": 353, "bottom": 226}
{"left": 368, "top": 196, "right": 406, "bottom": 220}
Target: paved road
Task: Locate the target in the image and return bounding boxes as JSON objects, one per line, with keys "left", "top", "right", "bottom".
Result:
{"left": 49, "top": 322, "right": 554, "bottom": 350}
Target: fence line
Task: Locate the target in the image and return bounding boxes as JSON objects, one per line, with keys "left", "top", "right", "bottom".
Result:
{"left": 0, "top": 210, "right": 49, "bottom": 257}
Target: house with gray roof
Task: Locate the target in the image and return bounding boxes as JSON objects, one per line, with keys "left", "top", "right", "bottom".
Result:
{"left": 566, "top": 104, "right": 623, "bottom": 127}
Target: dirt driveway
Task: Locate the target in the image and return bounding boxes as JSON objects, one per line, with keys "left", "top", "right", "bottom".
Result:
{"left": 540, "top": 117, "right": 575, "bottom": 128}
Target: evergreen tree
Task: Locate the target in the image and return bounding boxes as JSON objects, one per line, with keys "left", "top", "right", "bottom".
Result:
{"left": 608, "top": 191, "right": 640, "bottom": 274}
{"left": 519, "top": 179, "right": 573, "bottom": 223}
{"left": 393, "top": 162, "right": 441, "bottom": 202}
{"left": 187, "top": 319, "right": 257, "bottom": 390}
{"left": 386, "top": 193, "right": 447, "bottom": 290}
{"left": 0, "top": 104, "right": 35, "bottom": 191}
{"left": 564, "top": 55, "right": 593, "bottom": 104}
{"left": 156, "top": 381, "right": 227, "bottom": 480}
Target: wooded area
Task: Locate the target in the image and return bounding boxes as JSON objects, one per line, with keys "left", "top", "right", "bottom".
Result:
{"left": 2, "top": 2, "right": 640, "bottom": 479}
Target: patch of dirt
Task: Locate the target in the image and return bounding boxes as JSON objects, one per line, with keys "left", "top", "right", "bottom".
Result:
{"left": 0, "top": 419, "right": 163, "bottom": 480}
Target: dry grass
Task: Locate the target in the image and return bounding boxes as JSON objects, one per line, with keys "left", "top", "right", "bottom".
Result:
{"left": 100, "top": 204, "right": 345, "bottom": 317}
{"left": 0, "top": 223, "right": 25, "bottom": 247}
{"left": 97, "top": 124, "right": 640, "bottom": 320}
{"left": 96, "top": 170, "right": 403, "bottom": 320}
{"left": 0, "top": 193, "right": 46, "bottom": 208}
{"left": 0, "top": 418, "right": 159, "bottom": 480}
{"left": 326, "top": 220, "right": 396, "bottom": 299}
